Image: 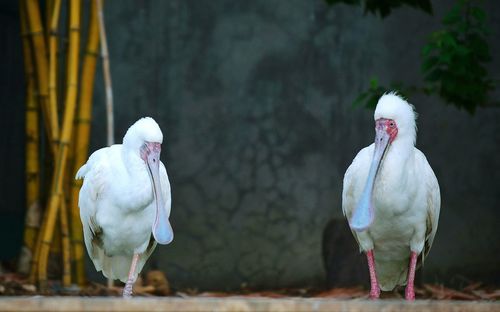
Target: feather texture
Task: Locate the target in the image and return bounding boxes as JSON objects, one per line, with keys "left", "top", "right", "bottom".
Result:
{"left": 342, "top": 94, "right": 440, "bottom": 291}
{"left": 76, "top": 117, "right": 172, "bottom": 282}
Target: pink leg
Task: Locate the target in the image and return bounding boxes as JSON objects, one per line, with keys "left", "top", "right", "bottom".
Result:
{"left": 366, "top": 250, "right": 380, "bottom": 299}
{"left": 405, "top": 251, "right": 418, "bottom": 301}
{"left": 122, "top": 253, "right": 140, "bottom": 298}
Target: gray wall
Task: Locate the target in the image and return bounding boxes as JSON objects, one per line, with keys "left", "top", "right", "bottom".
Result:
{"left": 86, "top": 0, "right": 499, "bottom": 290}
{"left": 1, "top": 0, "right": 497, "bottom": 289}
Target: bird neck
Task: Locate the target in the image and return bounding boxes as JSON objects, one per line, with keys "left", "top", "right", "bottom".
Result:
{"left": 118, "top": 148, "right": 154, "bottom": 211}
{"left": 391, "top": 136, "right": 414, "bottom": 158}
{"left": 378, "top": 137, "right": 415, "bottom": 184}
{"left": 122, "top": 148, "right": 145, "bottom": 175}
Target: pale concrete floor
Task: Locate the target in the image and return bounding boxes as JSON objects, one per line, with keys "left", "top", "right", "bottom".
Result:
{"left": 0, "top": 297, "right": 498, "bottom": 312}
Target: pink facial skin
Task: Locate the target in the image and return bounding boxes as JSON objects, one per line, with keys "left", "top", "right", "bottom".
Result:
{"left": 376, "top": 118, "right": 398, "bottom": 143}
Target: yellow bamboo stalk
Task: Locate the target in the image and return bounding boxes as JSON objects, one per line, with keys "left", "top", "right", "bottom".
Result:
{"left": 61, "top": 169, "right": 73, "bottom": 285}
{"left": 96, "top": 0, "right": 116, "bottom": 288}
{"left": 61, "top": 148, "right": 72, "bottom": 286}
{"left": 28, "top": 0, "right": 62, "bottom": 280}
{"left": 38, "top": 0, "right": 81, "bottom": 290}
{"left": 59, "top": 199, "right": 71, "bottom": 287}
{"left": 24, "top": 0, "right": 59, "bottom": 156}
{"left": 70, "top": 0, "right": 100, "bottom": 286}
{"left": 29, "top": 206, "right": 47, "bottom": 283}
{"left": 47, "top": 0, "right": 72, "bottom": 284}
{"left": 45, "top": 0, "right": 53, "bottom": 46}
{"left": 48, "top": 0, "right": 62, "bottom": 145}
{"left": 24, "top": 0, "right": 50, "bottom": 283}
{"left": 19, "top": 0, "right": 41, "bottom": 276}
{"left": 47, "top": 0, "right": 63, "bottom": 263}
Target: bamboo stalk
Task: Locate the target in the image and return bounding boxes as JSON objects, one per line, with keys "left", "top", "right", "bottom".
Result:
{"left": 59, "top": 199, "right": 71, "bottom": 287}
{"left": 37, "top": 0, "right": 81, "bottom": 290}
{"left": 45, "top": 0, "right": 53, "bottom": 46}
{"left": 47, "top": 0, "right": 64, "bottom": 263}
{"left": 96, "top": 0, "right": 115, "bottom": 288}
{"left": 96, "top": 0, "right": 114, "bottom": 146}
{"left": 24, "top": 0, "right": 59, "bottom": 156}
{"left": 49, "top": 0, "right": 73, "bottom": 286}
{"left": 70, "top": 0, "right": 100, "bottom": 286}
{"left": 24, "top": 0, "right": 51, "bottom": 283}
{"left": 18, "top": 0, "right": 41, "bottom": 276}
{"left": 48, "top": 0, "right": 62, "bottom": 147}
{"left": 29, "top": 206, "right": 47, "bottom": 283}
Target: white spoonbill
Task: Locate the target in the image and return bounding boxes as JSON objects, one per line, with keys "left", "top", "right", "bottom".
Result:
{"left": 342, "top": 93, "right": 440, "bottom": 300}
{"left": 76, "top": 117, "right": 173, "bottom": 298}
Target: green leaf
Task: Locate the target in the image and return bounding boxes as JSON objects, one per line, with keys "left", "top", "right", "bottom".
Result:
{"left": 421, "top": 56, "right": 439, "bottom": 72}
{"left": 421, "top": 43, "right": 434, "bottom": 57}
{"left": 471, "top": 7, "right": 486, "bottom": 22}
{"left": 420, "top": 0, "right": 494, "bottom": 113}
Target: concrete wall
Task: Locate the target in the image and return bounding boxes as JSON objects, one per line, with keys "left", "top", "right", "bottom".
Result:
{"left": 86, "top": 0, "right": 499, "bottom": 290}
{"left": 1, "top": 0, "right": 498, "bottom": 289}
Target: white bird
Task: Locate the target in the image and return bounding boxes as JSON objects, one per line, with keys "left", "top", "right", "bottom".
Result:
{"left": 76, "top": 117, "right": 173, "bottom": 298}
{"left": 342, "top": 93, "right": 440, "bottom": 300}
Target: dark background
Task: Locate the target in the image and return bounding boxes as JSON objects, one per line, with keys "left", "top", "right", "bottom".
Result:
{"left": 0, "top": 0, "right": 499, "bottom": 290}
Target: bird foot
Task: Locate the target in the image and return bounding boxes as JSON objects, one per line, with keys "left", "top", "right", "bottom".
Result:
{"left": 369, "top": 287, "right": 380, "bottom": 299}
{"left": 122, "top": 279, "right": 134, "bottom": 298}
{"left": 405, "top": 287, "right": 415, "bottom": 301}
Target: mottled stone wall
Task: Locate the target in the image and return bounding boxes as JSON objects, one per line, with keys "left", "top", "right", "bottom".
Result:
{"left": 81, "top": 0, "right": 499, "bottom": 290}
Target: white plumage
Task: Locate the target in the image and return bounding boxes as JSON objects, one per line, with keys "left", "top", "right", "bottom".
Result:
{"left": 342, "top": 93, "right": 440, "bottom": 299}
{"left": 76, "top": 117, "right": 173, "bottom": 297}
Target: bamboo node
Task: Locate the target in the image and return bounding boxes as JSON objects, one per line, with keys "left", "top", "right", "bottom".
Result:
{"left": 28, "top": 30, "right": 44, "bottom": 36}
{"left": 85, "top": 49, "right": 100, "bottom": 57}
{"left": 75, "top": 117, "right": 92, "bottom": 123}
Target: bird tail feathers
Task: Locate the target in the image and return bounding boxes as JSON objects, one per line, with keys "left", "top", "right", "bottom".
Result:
{"left": 75, "top": 164, "right": 88, "bottom": 180}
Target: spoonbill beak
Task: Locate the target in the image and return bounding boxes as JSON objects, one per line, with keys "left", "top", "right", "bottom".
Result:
{"left": 144, "top": 142, "right": 173, "bottom": 244}
{"left": 350, "top": 119, "right": 393, "bottom": 232}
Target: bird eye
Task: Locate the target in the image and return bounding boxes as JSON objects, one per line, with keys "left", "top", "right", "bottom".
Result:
{"left": 389, "top": 121, "right": 395, "bottom": 128}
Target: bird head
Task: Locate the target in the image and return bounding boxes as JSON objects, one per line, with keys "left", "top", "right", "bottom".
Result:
{"left": 373, "top": 92, "right": 417, "bottom": 146}
{"left": 350, "top": 93, "right": 417, "bottom": 232}
{"left": 123, "top": 117, "right": 173, "bottom": 245}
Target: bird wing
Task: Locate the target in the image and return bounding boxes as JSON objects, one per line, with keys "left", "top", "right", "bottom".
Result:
{"left": 416, "top": 150, "right": 441, "bottom": 263}
{"left": 76, "top": 147, "right": 112, "bottom": 260}
{"left": 342, "top": 160, "right": 357, "bottom": 219}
